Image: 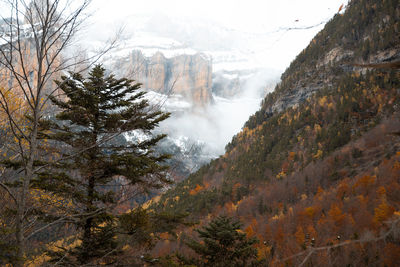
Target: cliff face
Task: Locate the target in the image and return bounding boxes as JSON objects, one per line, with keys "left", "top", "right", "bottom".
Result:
{"left": 119, "top": 50, "right": 213, "bottom": 106}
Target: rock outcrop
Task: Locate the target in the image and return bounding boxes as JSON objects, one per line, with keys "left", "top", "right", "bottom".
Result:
{"left": 115, "top": 50, "right": 213, "bottom": 107}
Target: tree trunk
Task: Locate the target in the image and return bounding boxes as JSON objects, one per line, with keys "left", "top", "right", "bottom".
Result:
{"left": 14, "top": 108, "right": 39, "bottom": 266}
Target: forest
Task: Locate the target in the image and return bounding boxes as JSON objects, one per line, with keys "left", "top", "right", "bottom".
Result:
{"left": 0, "top": 0, "right": 400, "bottom": 266}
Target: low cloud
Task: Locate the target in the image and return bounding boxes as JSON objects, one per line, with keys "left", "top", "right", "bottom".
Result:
{"left": 159, "top": 69, "right": 280, "bottom": 156}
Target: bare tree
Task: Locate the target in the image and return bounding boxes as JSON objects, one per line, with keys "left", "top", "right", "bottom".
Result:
{"left": 0, "top": 1, "right": 112, "bottom": 265}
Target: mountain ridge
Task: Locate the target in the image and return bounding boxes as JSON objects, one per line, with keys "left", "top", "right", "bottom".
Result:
{"left": 147, "top": 0, "right": 400, "bottom": 265}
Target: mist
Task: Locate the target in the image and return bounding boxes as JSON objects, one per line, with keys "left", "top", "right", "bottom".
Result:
{"left": 159, "top": 69, "right": 280, "bottom": 156}
{"left": 77, "top": 0, "right": 349, "bottom": 166}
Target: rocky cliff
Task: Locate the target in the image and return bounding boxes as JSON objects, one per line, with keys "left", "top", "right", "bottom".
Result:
{"left": 114, "top": 50, "right": 213, "bottom": 106}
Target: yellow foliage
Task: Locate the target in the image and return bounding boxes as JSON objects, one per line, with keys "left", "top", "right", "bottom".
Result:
{"left": 313, "top": 149, "right": 323, "bottom": 159}
{"left": 276, "top": 171, "right": 286, "bottom": 179}
{"left": 305, "top": 207, "right": 316, "bottom": 218}
{"left": 271, "top": 215, "right": 279, "bottom": 221}
{"left": 374, "top": 200, "right": 395, "bottom": 223}
{"left": 328, "top": 204, "right": 346, "bottom": 226}
{"left": 318, "top": 96, "right": 327, "bottom": 107}
{"left": 257, "top": 245, "right": 271, "bottom": 260}
{"left": 30, "top": 189, "right": 74, "bottom": 213}
{"left": 236, "top": 229, "right": 245, "bottom": 234}
{"left": 142, "top": 195, "right": 161, "bottom": 209}
{"left": 27, "top": 237, "right": 81, "bottom": 267}
{"left": 122, "top": 245, "right": 131, "bottom": 251}
{"left": 314, "top": 124, "right": 322, "bottom": 133}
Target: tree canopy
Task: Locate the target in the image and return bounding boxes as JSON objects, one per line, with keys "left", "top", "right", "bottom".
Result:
{"left": 36, "top": 65, "right": 171, "bottom": 265}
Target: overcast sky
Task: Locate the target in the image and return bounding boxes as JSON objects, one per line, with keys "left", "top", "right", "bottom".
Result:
{"left": 84, "top": 0, "right": 348, "bottom": 70}
{"left": 88, "top": 0, "right": 346, "bottom": 30}
{"left": 0, "top": 0, "right": 349, "bottom": 70}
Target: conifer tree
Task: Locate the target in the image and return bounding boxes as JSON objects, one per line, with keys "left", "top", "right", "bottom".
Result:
{"left": 36, "top": 65, "right": 171, "bottom": 265}
{"left": 183, "top": 216, "right": 259, "bottom": 267}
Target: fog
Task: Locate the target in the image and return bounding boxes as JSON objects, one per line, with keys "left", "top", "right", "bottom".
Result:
{"left": 159, "top": 69, "right": 280, "bottom": 156}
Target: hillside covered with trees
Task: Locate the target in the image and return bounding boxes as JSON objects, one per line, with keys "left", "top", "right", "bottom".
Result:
{"left": 147, "top": 0, "right": 400, "bottom": 265}
{"left": 0, "top": 0, "right": 399, "bottom": 266}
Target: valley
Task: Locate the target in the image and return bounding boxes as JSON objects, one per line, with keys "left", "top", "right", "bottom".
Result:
{"left": 0, "top": 0, "right": 399, "bottom": 266}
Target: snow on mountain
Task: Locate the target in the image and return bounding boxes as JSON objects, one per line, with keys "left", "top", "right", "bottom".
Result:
{"left": 83, "top": 15, "right": 284, "bottom": 177}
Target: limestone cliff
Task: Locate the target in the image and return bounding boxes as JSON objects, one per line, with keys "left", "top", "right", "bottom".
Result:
{"left": 116, "top": 50, "right": 213, "bottom": 107}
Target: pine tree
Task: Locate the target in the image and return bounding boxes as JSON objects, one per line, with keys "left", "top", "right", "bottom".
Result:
{"left": 36, "top": 65, "right": 171, "bottom": 265}
{"left": 183, "top": 216, "right": 259, "bottom": 267}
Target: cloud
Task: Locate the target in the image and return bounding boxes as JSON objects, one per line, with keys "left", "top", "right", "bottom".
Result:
{"left": 159, "top": 68, "right": 279, "bottom": 156}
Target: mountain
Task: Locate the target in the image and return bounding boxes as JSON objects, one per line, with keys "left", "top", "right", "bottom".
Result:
{"left": 100, "top": 23, "right": 282, "bottom": 181}
{"left": 110, "top": 50, "right": 213, "bottom": 106}
{"left": 147, "top": 0, "right": 400, "bottom": 265}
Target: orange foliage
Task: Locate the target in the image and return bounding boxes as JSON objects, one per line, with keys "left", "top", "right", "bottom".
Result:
{"left": 294, "top": 226, "right": 305, "bottom": 245}
{"left": 304, "top": 207, "right": 316, "bottom": 219}
{"left": 374, "top": 200, "right": 395, "bottom": 224}
{"left": 159, "top": 232, "right": 171, "bottom": 240}
{"left": 224, "top": 201, "right": 237, "bottom": 214}
{"left": 376, "top": 186, "right": 387, "bottom": 199}
{"left": 245, "top": 225, "right": 255, "bottom": 238}
{"left": 256, "top": 244, "right": 271, "bottom": 260}
{"left": 189, "top": 184, "right": 204, "bottom": 195}
{"left": 274, "top": 226, "right": 285, "bottom": 249}
{"left": 394, "top": 161, "right": 400, "bottom": 170}
{"left": 353, "top": 175, "right": 376, "bottom": 193}
{"left": 328, "top": 204, "right": 346, "bottom": 227}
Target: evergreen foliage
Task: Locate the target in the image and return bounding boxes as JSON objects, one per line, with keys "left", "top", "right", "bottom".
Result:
{"left": 182, "top": 216, "right": 259, "bottom": 267}
{"left": 36, "top": 65, "right": 171, "bottom": 265}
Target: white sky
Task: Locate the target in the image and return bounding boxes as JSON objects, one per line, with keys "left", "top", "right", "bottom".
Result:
{"left": 89, "top": 0, "right": 345, "bottom": 31}
{"left": 85, "top": 0, "right": 348, "bottom": 70}
{"left": 0, "top": 0, "right": 349, "bottom": 70}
